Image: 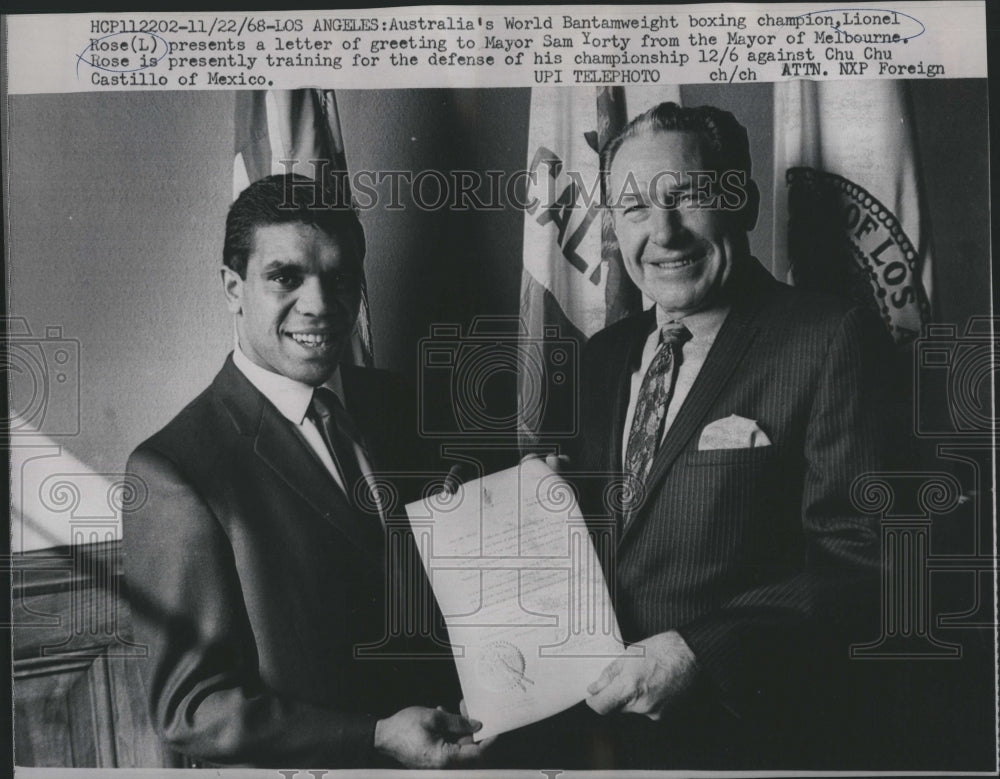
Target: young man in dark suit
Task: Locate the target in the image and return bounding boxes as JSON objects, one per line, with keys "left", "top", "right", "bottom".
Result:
{"left": 564, "top": 102, "right": 894, "bottom": 768}
{"left": 123, "top": 174, "right": 482, "bottom": 768}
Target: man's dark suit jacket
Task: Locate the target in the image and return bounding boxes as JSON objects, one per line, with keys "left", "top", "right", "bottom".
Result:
{"left": 123, "top": 356, "right": 458, "bottom": 768}
{"left": 566, "top": 257, "right": 894, "bottom": 768}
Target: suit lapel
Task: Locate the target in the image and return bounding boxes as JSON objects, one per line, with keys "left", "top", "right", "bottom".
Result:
{"left": 618, "top": 260, "right": 773, "bottom": 547}
{"left": 214, "top": 357, "right": 385, "bottom": 571}
{"left": 255, "top": 405, "right": 386, "bottom": 569}
{"left": 609, "top": 309, "right": 656, "bottom": 473}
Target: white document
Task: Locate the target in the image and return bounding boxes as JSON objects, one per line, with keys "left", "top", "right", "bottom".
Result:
{"left": 405, "top": 458, "right": 626, "bottom": 740}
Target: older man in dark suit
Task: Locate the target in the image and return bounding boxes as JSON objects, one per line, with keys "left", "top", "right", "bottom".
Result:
{"left": 558, "top": 102, "right": 892, "bottom": 768}
{"left": 123, "top": 174, "right": 482, "bottom": 768}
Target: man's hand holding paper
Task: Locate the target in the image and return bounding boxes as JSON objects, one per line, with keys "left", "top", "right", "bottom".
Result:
{"left": 585, "top": 630, "right": 699, "bottom": 720}
{"left": 405, "top": 457, "right": 627, "bottom": 740}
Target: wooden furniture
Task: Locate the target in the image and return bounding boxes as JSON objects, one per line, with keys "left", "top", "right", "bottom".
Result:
{"left": 10, "top": 540, "right": 180, "bottom": 768}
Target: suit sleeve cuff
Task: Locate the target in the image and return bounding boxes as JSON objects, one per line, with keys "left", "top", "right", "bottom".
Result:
{"left": 675, "top": 619, "right": 746, "bottom": 718}
{"left": 350, "top": 714, "right": 380, "bottom": 768}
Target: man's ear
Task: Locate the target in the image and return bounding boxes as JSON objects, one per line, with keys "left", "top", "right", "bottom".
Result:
{"left": 740, "top": 179, "right": 760, "bottom": 232}
{"left": 221, "top": 266, "right": 243, "bottom": 315}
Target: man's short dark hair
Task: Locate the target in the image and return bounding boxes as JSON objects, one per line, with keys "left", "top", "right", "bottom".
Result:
{"left": 223, "top": 173, "right": 365, "bottom": 278}
{"left": 600, "top": 101, "right": 753, "bottom": 203}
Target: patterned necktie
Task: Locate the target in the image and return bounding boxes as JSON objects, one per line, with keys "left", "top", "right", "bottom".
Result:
{"left": 622, "top": 322, "right": 692, "bottom": 523}
{"left": 309, "top": 387, "right": 378, "bottom": 520}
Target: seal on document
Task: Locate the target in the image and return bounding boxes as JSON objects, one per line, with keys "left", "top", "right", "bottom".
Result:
{"left": 476, "top": 640, "right": 533, "bottom": 693}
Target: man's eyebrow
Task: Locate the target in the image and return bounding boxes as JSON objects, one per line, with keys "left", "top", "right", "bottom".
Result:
{"left": 260, "top": 259, "right": 303, "bottom": 273}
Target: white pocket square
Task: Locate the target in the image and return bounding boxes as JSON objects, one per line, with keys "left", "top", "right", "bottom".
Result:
{"left": 698, "top": 414, "right": 771, "bottom": 450}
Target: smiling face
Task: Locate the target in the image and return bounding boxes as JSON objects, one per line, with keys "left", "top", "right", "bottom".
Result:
{"left": 609, "top": 130, "right": 753, "bottom": 319}
{"left": 222, "top": 221, "right": 362, "bottom": 386}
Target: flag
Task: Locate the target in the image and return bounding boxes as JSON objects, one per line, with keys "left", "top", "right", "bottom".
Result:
{"left": 773, "top": 80, "right": 933, "bottom": 344}
{"left": 233, "top": 89, "right": 375, "bottom": 368}
{"left": 518, "top": 86, "right": 679, "bottom": 448}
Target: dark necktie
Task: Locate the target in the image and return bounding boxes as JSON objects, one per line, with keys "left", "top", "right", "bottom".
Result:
{"left": 309, "top": 387, "right": 378, "bottom": 520}
{"left": 622, "top": 322, "right": 692, "bottom": 523}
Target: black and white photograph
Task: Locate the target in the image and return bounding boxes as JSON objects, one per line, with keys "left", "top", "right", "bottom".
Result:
{"left": 3, "top": 2, "right": 997, "bottom": 776}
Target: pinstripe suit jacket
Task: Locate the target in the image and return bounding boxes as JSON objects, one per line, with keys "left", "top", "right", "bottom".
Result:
{"left": 571, "top": 257, "right": 892, "bottom": 765}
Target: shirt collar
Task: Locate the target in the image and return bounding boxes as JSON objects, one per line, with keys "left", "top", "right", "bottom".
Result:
{"left": 655, "top": 304, "right": 729, "bottom": 343}
{"left": 232, "top": 345, "right": 345, "bottom": 425}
